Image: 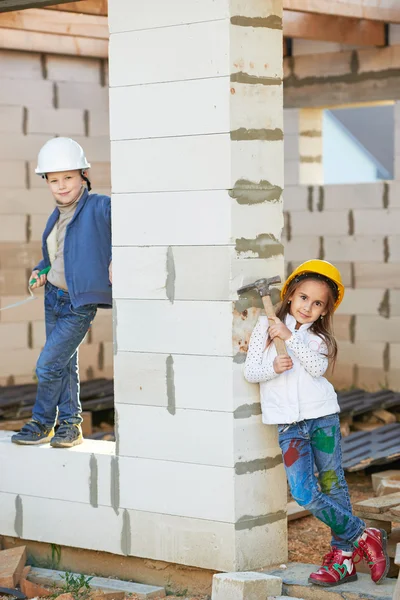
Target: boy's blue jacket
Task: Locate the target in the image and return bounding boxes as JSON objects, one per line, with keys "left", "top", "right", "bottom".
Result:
{"left": 34, "top": 190, "right": 112, "bottom": 309}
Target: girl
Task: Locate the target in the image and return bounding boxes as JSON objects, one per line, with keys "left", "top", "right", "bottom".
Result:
{"left": 244, "top": 260, "right": 389, "bottom": 587}
{"left": 12, "top": 137, "right": 112, "bottom": 449}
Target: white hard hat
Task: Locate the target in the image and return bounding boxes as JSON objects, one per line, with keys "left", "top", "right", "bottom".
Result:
{"left": 35, "top": 137, "right": 91, "bottom": 175}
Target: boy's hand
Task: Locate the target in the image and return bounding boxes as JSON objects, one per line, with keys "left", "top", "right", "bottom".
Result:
{"left": 29, "top": 270, "right": 47, "bottom": 289}
{"left": 109, "top": 261, "right": 112, "bottom": 284}
{"left": 268, "top": 317, "right": 292, "bottom": 341}
{"left": 273, "top": 355, "right": 293, "bottom": 374}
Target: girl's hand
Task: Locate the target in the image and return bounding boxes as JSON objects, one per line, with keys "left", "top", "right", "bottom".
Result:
{"left": 268, "top": 317, "right": 292, "bottom": 341}
{"left": 109, "top": 261, "right": 112, "bottom": 284}
{"left": 273, "top": 355, "right": 293, "bottom": 374}
{"left": 29, "top": 270, "right": 47, "bottom": 289}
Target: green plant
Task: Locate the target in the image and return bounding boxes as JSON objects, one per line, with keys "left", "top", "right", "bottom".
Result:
{"left": 60, "top": 571, "right": 93, "bottom": 600}
{"left": 50, "top": 544, "right": 62, "bottom": 569}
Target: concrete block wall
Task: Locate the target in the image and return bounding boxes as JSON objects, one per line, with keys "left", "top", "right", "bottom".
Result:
{"left": 283, "top": 180, "right": 400, "bottom": 391}
{"left": 0, "top": 49, "right": 112, "bottom": 385}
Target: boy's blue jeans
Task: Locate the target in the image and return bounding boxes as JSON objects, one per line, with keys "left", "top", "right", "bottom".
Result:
{"left": 278, "top": 413, "right": 365, "bottom": 552}
{"left": 33, "top": 282, "right": 97, "bottom": 427}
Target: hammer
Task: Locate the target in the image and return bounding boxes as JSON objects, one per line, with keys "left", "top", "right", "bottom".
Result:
{"left": 237, "top": 276, "right": 288, "bottom": 356}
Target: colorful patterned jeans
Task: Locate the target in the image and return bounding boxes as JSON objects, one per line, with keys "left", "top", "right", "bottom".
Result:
{"left": 278, "top": 413, "right": 365, "bottom": 552}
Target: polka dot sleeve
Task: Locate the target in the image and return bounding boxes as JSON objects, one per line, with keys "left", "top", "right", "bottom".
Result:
{"left": 244, "top": 317, "right": 279, "bottom": 383}
{"left": 286, "top": 334, "right": 328, "bottom": 378}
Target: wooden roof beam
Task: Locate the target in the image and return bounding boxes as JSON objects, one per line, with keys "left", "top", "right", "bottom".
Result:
{"left": 44, "top": 0, "right": 107, "bottom": 16}
{"left": 284, "top": 10, "right": 386, "bottom": 46}
{"left": 283, "top": 1, "right": 400, "bottom": 24}
{"left": 0, "top": 0, "right": 75, "bottom": 12}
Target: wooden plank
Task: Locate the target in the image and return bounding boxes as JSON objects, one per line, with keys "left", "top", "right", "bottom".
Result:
{"left": 287, "top": 500, "right": 310, "bottom": 521}
{"left": 0, "top": 0, "right": 74, "bottom": 13}
{"left": 44, "top": 0, "right": 107, "bottom": 16}
{"left": 283, "top": 1, "right": 400, "bottom": 24}
{"left": 0, "top": 8, "right": 108, "bottom": 39}
{"left": 355, "top": 509, "right": 394, "bottom": 522}
{"left": 354, "top": 492, "right": 400, "bottom": 514}
{"left": 0, "top": 27, "right": 108, "bottom": 58}
{"left": 0, "top": 419, "right": 28, "bottom": 431}
{"left": 284, "top": 10, "right": 385, "bottom": 46}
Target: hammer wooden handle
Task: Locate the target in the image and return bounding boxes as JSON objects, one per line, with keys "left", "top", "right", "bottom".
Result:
{"left": 262, "top": 295, "right": 288, "bottom": 356}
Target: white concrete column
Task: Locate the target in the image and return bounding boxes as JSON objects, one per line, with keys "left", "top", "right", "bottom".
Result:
{"left": 299, "top": 108, "right": 324, "bottom": 185}
{"left": 109, "top": 0, "right": 287, "bottom": 572}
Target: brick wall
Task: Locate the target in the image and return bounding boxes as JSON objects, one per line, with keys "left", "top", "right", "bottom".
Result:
{"left": 283, "top": 181, "right": 400, "bottom": 391}
{"left": 0, "top": 49, "right": 113, "bottom": 386}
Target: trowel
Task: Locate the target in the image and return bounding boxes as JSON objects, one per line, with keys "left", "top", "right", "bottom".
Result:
{"left": 0, "top": 266, "right": 50, "bottom": 312}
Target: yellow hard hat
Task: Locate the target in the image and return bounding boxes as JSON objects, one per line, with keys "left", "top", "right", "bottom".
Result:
{"left": 281, "top": 260, "right": 344, "bottom": 310}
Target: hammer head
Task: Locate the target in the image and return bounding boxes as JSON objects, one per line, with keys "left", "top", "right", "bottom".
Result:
{"left": 237, "top": 275, "right": 281, "bottom": 297}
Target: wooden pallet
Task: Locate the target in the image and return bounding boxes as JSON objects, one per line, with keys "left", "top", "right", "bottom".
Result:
{"left": 354, "top": 492, "right": 400, "bottom": 577}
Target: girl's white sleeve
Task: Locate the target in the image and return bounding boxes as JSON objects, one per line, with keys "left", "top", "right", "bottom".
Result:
{"left": 244, "top": 317, "right": 279, "bottom": 383}
{"left": 286, "top": 334, "right": 328, "bottom": 377}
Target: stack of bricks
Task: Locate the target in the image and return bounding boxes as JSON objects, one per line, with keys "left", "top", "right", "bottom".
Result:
{"left": 0, "top": 49, "right": 113, "bottom": 385}
{"left": 283, "top": 180, "right": 400, "bottom": 392}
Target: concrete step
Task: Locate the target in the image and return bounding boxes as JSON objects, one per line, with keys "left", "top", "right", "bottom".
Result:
{"left": 263, "top": 563, "right": 396, "bottom": 600}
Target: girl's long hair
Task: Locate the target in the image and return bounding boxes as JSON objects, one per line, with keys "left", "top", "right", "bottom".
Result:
{"left": 267, "top": 275, "right": 338, "bottom": 365}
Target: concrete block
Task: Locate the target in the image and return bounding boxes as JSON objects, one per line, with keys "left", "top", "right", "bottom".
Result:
{"left": 110, "top": 78, "right": 229, "bottom": 141}
{"left": 358, "top": 45, "right": 400, "bottom": 75}
{"left": 109, "top": 20, "right": 229, "bottom": 87}
{"left": 355, "top": 263, "right": 400, "bottom": 289}
{"left": 127, "top": 509, "right": 235, "bottom": 572}
{"left": 356, "top": 316, "right": 400, "bottom": 343}
{"left": 57, "top": 82, "right": 109, "bottom": 111}
{"left": 0, "top": 215, "right": 26, "bottom": 242}
{"left": 0, "top": 492, "right": 19, "bottom": 537}
{"left": 299, "top": 135, "right": 323, "bottom": 159}
{"left": 118, "top": 456, "right": 235, "bottom": 521}
{"left": 0, "top": 188, "right": 54, "bottom": 212}
{"left": 0, "top": 323, "right": 27, "bottom": 350}
{"left": 324, "top": 237, "right": 384, "bottom": 262}
{"left": 299, "top": 163, "right": 323, "bottom": 186}
{"left": 0, "top": 134, "right": 49, "bottom": 161}
{"left": 0, "top": 49, "right": 43, "bottom": 79}
{"left": 283, "top": 185, "right": 308, "bottom": 213}
{"left": 111, "top": 134, "right": 229, "bottom": 194}
{"left": 112, "top": 246, "right": 168, "bottom": 300}
{"left": 0, "top": 436, "right": 114, "bottom": 505}
{"left": 27, "top": 108, "right": 85, "bottom": 136}
{"left": 232, "top": 140, "right": 284, "bottom": 190}
{"left": 290, "top": 211, "right": 348, "bottom": 236}
{"left": 0, "top": 106, "right": 23, "bottom": 133}
{"left": 114, "top": 352, "right": 242, "bottom": 411}
{"left": 329, "top": 362, "right": 354, "bottom": 390}
{"left": 235, "top": 462, "right": 286, "bottom": 519}
{"left": 337, "top": 289, "right": 386, "bottom": 316}
{"left": 88, "top": 110, "right": 110, "bottom": 137}
{"left": 0, "top": 242, "right": 41, "bottom": 269}
{"left": 114, "top": 299, "right": 232, "bottom": 355}
{"left": 0, "top": 162, "right": 26, "bottom": 188}
{"left": 21, "top": 496, "right": 123, "bottom": 555}
{"left": 73, "top": 136, "right": 110, "bottom": 162}
{"left": 233, "top": 202, "right": 284, "bottom": 251}
{"left": 32, "top": 321, "right": 45, "bottom": 348}
{"left": 235, "top": 517, "right": 287, "bottom": 571}
{"left": 324, "top": 182, "right": 384, "bottom": 210}
{"left": 388, "top": 237, "right": 400, "bottom": 262}
{"left": 293, "top": 38, "right": 352, "bottom": 56}
{"left": 0, "top": 291, "right": 44, "bottom": 322}
{"left": 390, "top": 291, "right": 400, "bottom": 316}
{"left": 357, "top": 366, "right": 387, "bottom": 391}
{"left": 283, "top": 236, "right": 320, "bottom": 261}
{"left": 388, "top": 369, "right": 400, "bottom": 392}
{"left": 337, "top": 341, "right": 385, "bottom": 368}
{"left": 391, "top": 25, "right": 400, "bottom": 45}
{"left": 353, "top": 209, "right": 400, "bottom": 235}
{"left": 109, "top": 0, "right": 228, "bottom": 33}
{"left": 333, "top": 314, "right": 351, "bottom": 341}
{"left": 231, "top": 82, "right": 283, "bottom": 133}
{"left": 46, "top": 55, "right": 101, "bottom": 83}
{"left": 294, "top": 51, "right": 351, "bottom": 80}
{"left": 212, "top": 572, "right": 282, "bottom": 600}
{"left": 0, "top": 268, "right": 31, "bottom": 296}
{"left": 0, "top": 546, "right": 26, "bottom": 587}
{"left": 0, "top": 78, "right": 53, "bottom": 107}
{"left": 389, "top": 181, "right": 400, "bottom": 206}
{"left": 87, "top": 162, "right": 111, "bottom": 189}
{"left": 284, "top": 134, "right": 300, "bottom": 161}
{"left": 91, "top": 312, "right": 113, "bottom": 343}
{"left": 117, "top": 403, "right": 234, "bottom": 466}
{"left": 112, "top": 191, "right": 231, "bottom": 246}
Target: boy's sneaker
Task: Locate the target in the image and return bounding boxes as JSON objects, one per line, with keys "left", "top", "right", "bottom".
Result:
{"left": 308, "top": 547, "right": 357, "bottom": 587}
{"left": 50, "top": 422, "right": 83, "bottom": 448}
{"left": 11, "top": 419, "right": 54, "bottom": 445}
{"left": 353, "top": 528, "right": 389, "bottom": 584}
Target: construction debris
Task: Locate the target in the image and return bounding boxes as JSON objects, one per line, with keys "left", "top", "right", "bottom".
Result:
{"left": 0, "top": 546, "right": 26, "bottom": 588}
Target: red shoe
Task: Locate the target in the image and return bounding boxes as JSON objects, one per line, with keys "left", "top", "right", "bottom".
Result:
{"left": 353, "top": 528, "right": 389, "bottom": 584}
{"left": 308, "top": 547, "right": 357, "bottom": 587}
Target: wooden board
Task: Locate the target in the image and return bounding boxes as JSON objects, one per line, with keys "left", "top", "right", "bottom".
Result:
{"left": 282, "top": 0, "right": 400, "bottom": 24}
{"left": 287, "top": 500, "right": 310, "bottom": 521}
{"left": 44, "top": 0, "right": 107, "bottom": 16}
{"left": 283, "top": 10, "right": 385, "bottom": 46}
{"left": 0, "top": 8, "right": 108, "bottom": 39}
{"left": 354, "top": 492, "right": 400, "bottom": 514}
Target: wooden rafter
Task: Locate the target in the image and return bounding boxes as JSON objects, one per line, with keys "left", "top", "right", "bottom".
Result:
{"left": 283, "top": 10, "right": 386, "bottom": 46}
{"left": 283, "top": 1, "right": 400, "bottom": 24}
{"left": 44, "top": 0, "right": 107, "bottom": 16}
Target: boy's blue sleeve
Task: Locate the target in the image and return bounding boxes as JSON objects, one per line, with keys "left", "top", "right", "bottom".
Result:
{"left": 102, "top": 195, "right": 112, "bottom": 263}
{"left": 33, "top": 259, "right": 46, "bottom": 272}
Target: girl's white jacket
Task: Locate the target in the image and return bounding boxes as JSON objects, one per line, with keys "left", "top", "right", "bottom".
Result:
{"left": 244, "top": 313, "right": 339, "bottom": 425}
